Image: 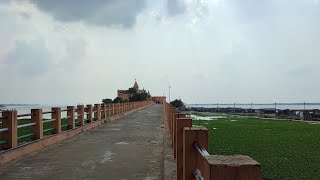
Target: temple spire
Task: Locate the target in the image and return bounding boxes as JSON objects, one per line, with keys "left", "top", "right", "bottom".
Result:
{"left": 133, "top": 80, "right": 139, "bottom": 90}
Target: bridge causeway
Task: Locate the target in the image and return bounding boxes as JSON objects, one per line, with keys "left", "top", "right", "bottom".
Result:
{"left": 0, "top": 104, "right": 164, "bottom": 179}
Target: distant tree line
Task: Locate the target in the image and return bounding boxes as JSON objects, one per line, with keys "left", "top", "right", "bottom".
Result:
{"left": 170, "top": 99, "right": 184, "bottom": 108}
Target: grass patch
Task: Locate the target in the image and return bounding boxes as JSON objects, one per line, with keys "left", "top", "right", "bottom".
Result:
{"left": 193, "top": 116, "right": 320, "bottom": 180}
{"left": 0, "top": 118, "right": 71, "bottom": 149}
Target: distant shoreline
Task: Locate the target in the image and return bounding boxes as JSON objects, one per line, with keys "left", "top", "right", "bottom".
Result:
{"left": 188, "top": 103, "right": 320, "bottom": 106}
{"left": 0, "top": 104, "right": 40, "bottom": 106}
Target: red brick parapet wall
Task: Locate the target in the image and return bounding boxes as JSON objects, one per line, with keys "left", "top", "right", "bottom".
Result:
{"left": 163, "top": 102, "right": 262, "bottom": 180}
{"left": 0, "top": 100, "right": 154, "bottom": 165}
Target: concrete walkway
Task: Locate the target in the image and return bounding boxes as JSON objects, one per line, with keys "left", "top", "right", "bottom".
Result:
{"left": 0, "top": 104, "right": 164, "bottom": 180}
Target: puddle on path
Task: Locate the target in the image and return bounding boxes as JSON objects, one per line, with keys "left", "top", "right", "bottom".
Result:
{"left": 116, "top": 142, "right": 129, "bottom": 145}
{"left": 109, "top": 128, "right": 120, "bottom": 131}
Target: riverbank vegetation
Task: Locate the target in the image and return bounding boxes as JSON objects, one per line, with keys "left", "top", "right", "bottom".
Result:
{"left": 102, "top": 92, "right": 149, "bottom": 104}
{"left": 192, "top": 114, "right": 320, "bottom": 180}
{"left": 170, "top": 99, "right": 184, "bottom": 108}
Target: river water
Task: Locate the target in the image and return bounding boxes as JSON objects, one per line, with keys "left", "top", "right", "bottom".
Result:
{"left": 190, "top": 114, "right": 226, "bottom": 121}
{"left": 187, "top": 104, "right": 320, "bottom": 110}
{"left": 0, "top": 105, "right": 68, "bottom": 119}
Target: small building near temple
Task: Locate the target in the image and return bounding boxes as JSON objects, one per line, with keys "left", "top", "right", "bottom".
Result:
{"left": 152, "top": 96, "right": 166, "bottom": 104}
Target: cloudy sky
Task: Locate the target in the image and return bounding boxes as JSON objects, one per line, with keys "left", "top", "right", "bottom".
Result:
{"left": 0, "top": 0, "right": 319, "bottom": 105}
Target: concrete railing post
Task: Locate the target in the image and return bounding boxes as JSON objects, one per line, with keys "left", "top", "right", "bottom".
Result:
{"left": 103, "top": 104, "right": 107, "bottom": 119}
{"left": 87, "top": 104, "right": 93, "bottom": 123}
{"left": 51, "top": 107, "right": 61, "bottom": 134}
{"left": 173, "top": 113, "right": 186, "bottom": 159}
{"left": 104, "top": 104, "right": 109, "bottom": 118}
{"left": 112, "top": 104, "right": 115, "bottom": 116}
{"left": 170, "top": 108, "right": 177, "bottom": 145}
{"left": 183, "top": 127, "right": 208, "bottom": 180}
{"left": 77, "top": 105, "right": 84, "bottom": 125}
{"left": 108, "top": 104, "right": 111, "bottom": 117}
{"left": 115, "top": 103, "right": 117, "bottom": 115}
{"left": 94, "top": 104, "right": 101, "bottom": 121}
{"left": 168, "top": 108, "right": 172, "bottom": 136}
{"left": 110, "top": 104, "right": 113, "bottom": 116}
{"left": 67, "top": 106, "right": 75, "bottom": 129}
{"left": 176, "top": 118, "right": 192, "bottom": 180}
{"left": 31, "top": 109, "right": 43, "bottom": 139}
{"left": 171, "top": 109, "right": 178, "bottom": 145}
{"left": 114, "top": 103, "right": 117, "bottom": 115}
{"left": 114, "top": 103, "right": 117, "bottom": 116}
{"left": 1, "top": 110, "right": 18, "bottom": 149}
{"left": 204, "top": 155, "right": 261, "bottom": 180}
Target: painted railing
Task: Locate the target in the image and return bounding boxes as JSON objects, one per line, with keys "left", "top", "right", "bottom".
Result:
{"left": 0, "top": 101, "right": 153, "bottom": 150}
{"left": 164, "top": 101, "right": 262, "bottom": 180}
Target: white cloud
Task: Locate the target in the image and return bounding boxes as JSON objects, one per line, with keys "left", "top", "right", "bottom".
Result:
{"left": 0, "top": 0, "right": 320, "bottom": 105}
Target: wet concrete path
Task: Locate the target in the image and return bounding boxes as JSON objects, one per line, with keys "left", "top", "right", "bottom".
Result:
{"left": 0, "top": 104, "right": 164, "bottom": 180}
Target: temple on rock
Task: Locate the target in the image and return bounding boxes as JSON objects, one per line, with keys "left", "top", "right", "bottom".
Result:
{"left": 117, "top": 80, "right": 151, "bottom": 101}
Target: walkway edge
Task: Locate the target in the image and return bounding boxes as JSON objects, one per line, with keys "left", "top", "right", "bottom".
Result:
{"left": 0, "top": 104, "right": 153, "bottom": 165}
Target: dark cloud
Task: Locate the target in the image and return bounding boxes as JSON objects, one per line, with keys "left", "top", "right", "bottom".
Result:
{"left": 4, "top": 38, "right": 87, "bottom": 76}
{"left": 30, "top": 0, "right": 146, "bottom": 28}
{"left": 5, "top": 39, "right": 52, "bottom": 76}
{"left": 0, "top": 0, "right": 9, "bottom": 4}
{"left": 167, "top": 0, "right": 186, "bottom": 16}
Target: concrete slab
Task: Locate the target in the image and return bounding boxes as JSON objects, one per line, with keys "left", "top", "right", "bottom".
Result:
{"left": 0, "top": 104, "right": 164, "bottom": 180}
